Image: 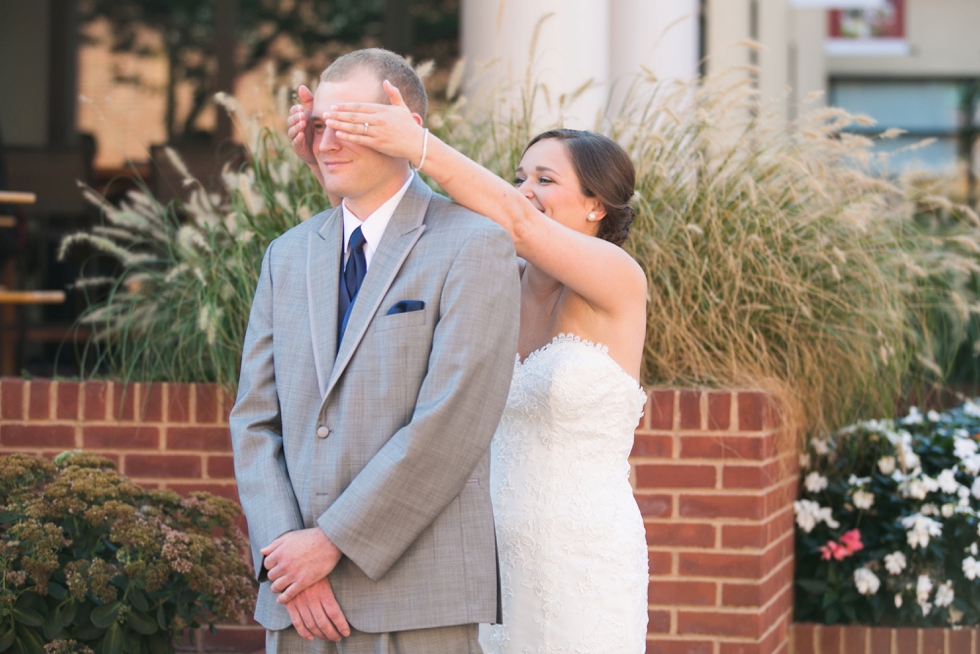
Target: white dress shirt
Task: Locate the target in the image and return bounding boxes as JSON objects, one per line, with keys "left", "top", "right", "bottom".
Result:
{"left": 342, "top": 172, "right": 415, "bottom": 270}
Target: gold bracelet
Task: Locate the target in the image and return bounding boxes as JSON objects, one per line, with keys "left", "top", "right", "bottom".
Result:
{"left": 416, "top": 128, "right": 430, "bottom": 172}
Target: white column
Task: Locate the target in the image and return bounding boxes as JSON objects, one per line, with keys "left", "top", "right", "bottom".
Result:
{"left": 461, "top": 0, "right": 611, "bottom": 131}
{"left": 791, "top": 7, "right": 828, "bottom": 113}
{"left": 610, "top": 0, "right": 699, "bottom": 84}
{"left": 608, "top": 0, "right": 700, "bottom": 115}
{"left": 706, "top": 0, "right": 752, "bottom": 78}
{"left": 758, "top": 0, "right": 790, "bottom": 123}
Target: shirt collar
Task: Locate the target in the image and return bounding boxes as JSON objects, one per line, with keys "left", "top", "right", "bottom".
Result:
{"left": 342, "top": 171, "right": 415, "bottom": 256}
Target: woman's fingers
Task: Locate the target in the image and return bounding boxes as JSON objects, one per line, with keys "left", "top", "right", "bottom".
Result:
{"left": 297, "top": 84, "right": 314, "bottom": 110}
{"left": 383, "top": 80, "right": 408, "bottom": 108}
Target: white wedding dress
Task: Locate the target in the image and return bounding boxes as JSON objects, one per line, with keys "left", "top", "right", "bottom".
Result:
{"left": 479, "top": 334, "right": 649, "bottom": 654}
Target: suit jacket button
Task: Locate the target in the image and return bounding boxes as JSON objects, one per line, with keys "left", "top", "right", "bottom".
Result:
{"left": 316, "top": 426, "right": 329, "bottom": 439}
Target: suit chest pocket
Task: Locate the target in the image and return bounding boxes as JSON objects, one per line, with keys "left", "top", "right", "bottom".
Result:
{"left": 375, "top": 309, "right": 427, "bottom": 332}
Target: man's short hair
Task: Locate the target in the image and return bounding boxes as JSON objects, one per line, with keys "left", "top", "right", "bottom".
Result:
{"left": 320, "top": 48, "right": 427, "bottom": 120}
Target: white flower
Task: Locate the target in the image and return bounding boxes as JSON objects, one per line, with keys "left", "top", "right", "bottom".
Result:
{"left": 902, "top": 440, "right": 922, "bottom": 470}
{"left": 934, "top": 581, "right": 954, "bottom": 607}
{"left": 959, "top": 486, "right": 971, "bottom": 499}
{"left": 938, "top": 469, "right": 960, "bottom": 494}
{"left": 811, "top": 438, "right": 830, "bottom": 456}
{"left": 805, "top": 472, "right": 828, "bottom": 494}
{"left": 884, "top": 551, "right": 907, "bottom": 575}
{"left": 853, "top": 490, "right": 875, "bottom": 510}
{"left": 794, "top": 500, "right": 829, "bottom": 532}
{"left": 954, "top": 437, "right": 979, "bottom": 459}
{"left": 799, "top": 453, "right": 811, "bottom": 469}
{"left": 793, "top": 499, "right": 839, "bottom": 533}
{"left": 905, "top": 475, "right": 939, "bottom": 500}
{"left": 894, "top": 593, "right": 903, "bottom": 608}
{"left": 949, "top": 607, "right": 964, "bottom": 625}
{"left": 878, "top": 456, "right": 896, "bottom": 475}
{"left": 964, "top": 400, "right": 980, "bottom": 417}
{"left": 921, "top": 503, "right": 939, "bottom": 516}
{"left": 901, "top": 514, "right": 943, "bottom": 549}
{"left": 903, "top": 407, "right": 924, "bottom": 425}
{"left": 854, "top": 568, "right": 880, "bottom": 596}
{"left": 972, "top": 477, "right": 980, "bottom": 499}
{"left": 962, "top": 455, "right": 980, "bottom": 476}
{"left": 942, "top": 504, "right": 955, "bottom": 518}
{"left": 848, "top": 474, "right": 871, "bottom": 487}
{"left": 927, "top": 410, "right": 941, "bottom": 422}
{"left": 916, "top": 574, "right": 933, "bottom": 607}
{"left": 963, "top": 556, "right": 980, "bottom": 580}
{"left": 907, "top": 479, "right": 929, "bottom": 500}
{"left": 971, "top": 542, "right": 978, "bottom": 556}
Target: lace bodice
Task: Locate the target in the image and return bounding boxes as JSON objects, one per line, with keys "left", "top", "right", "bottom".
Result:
{"left": 480, "top": 334, "right": 649, "bottom": 653}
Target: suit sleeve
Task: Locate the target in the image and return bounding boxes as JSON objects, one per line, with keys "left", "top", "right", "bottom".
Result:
{"left": 316, "top": 225, "right": 520, "bottom": 581}
{"left": 229, "top": 242, "right": 306, "bottom": 579}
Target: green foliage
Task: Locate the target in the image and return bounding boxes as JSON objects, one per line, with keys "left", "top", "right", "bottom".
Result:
{"left": 0, "top": 452, "right": 254, "bottom": 654}
{"left": 794, "top": 403, "right": 980, "bottom": 626}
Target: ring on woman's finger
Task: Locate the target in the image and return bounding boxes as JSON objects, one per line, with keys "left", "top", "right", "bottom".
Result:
{"left": 362, "top": 122, "right": 369, "bottom": 135}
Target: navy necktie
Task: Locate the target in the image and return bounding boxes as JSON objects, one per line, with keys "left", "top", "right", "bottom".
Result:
{"left": 345, "top": 226, "right": 367, "bottom": 300}
{"left": 339, "top": 226, "right": 367, "bottom": 345}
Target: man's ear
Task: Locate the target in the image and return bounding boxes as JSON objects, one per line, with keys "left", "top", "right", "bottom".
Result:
{"left": 411, "top": 112, "right": 424, "bottom": 127}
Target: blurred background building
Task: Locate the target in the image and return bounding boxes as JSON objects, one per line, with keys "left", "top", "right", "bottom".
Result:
{"left": 0, "top": 0, "right": 978, "bottom": 376}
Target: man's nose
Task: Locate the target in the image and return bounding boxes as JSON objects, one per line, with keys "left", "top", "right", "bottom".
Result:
{"left": 316, "top": 125, "right": 341, "bottom": 152}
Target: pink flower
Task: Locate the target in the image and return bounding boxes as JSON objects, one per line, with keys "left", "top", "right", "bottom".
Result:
{"left": 819, "top": 530, "right": 863, "bottom": 560}
{"left": 840, "top": 529, "right": 864, "bottom": 554}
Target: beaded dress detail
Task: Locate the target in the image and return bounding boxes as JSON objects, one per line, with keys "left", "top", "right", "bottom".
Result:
{"left": 479, "top": 334, "right": 649, "bottom": 653}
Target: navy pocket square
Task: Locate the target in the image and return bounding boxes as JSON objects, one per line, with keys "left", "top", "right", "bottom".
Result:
{"left": 387, "top": 300, "right": 425, "bottom": 315}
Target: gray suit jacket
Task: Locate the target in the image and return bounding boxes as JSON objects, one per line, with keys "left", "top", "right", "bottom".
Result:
{"left": 230, "top": 175, "right": 519, "bottom": 633}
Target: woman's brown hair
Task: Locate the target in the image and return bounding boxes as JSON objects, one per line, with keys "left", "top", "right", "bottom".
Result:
{"left": 524, "top": 129, "right": 637, "bottom": 246}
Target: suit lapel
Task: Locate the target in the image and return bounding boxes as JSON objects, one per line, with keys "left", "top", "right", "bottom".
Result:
{"left": 307, "top": 207, "right": 343, "bottom": 397}
{"left": 324, "top": 176, "right": 432, "bottom": 400}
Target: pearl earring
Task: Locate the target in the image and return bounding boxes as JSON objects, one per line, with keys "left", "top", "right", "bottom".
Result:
{"left": 586, "top": 212, "right": 596, "bottom": 222}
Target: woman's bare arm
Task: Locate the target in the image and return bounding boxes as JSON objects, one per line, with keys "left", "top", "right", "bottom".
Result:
{"left": 325, "top": 82, "right": 645, "bottom": 316}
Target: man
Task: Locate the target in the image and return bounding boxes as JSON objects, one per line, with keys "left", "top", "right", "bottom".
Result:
{"left": 230, "top": 49, "right": 519, "bottom": 653}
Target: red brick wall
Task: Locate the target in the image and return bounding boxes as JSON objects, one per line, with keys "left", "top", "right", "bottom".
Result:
{"left": 634, "top": 390, "right": 797, "bottom": 654}
{"left": 791, "top": 623, "right": 979, "bottom": 654}
{"left": 0, "top": 380, "right": 797, "bottom": 653}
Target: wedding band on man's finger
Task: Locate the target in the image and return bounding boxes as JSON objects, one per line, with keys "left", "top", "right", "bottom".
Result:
{"left": 362, "top": 122, "right": 369, "bottom": 135}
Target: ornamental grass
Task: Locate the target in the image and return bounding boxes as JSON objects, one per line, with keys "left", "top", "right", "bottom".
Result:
{"left": 62, "top": 62, "right": 980, "bottom": 439}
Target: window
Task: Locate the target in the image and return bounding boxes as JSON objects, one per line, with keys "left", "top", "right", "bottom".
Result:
{"left": 829, "top": 79, "right": 980, "bottom": 188}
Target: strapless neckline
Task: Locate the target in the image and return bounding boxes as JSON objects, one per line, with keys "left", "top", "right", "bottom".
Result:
{"left": 516, "top": 332, "right": 643, "bottom": 392}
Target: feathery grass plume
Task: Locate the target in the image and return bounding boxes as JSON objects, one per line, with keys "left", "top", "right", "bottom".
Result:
{"left": 61, "top": 92, "right": 326, "bottom": 388}
{"left": 63, "top": 61, "right": 979, "bottom": 440}
{"left": 433, "top": 67, "right": 978, "bottom": 440}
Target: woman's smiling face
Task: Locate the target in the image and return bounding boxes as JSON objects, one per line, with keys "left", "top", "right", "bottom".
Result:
{"left": 514, "top": 138, "right": 605, "bottom": 235}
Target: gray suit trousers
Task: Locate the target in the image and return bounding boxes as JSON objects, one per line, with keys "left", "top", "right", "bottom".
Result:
{"left": 266, "top": 624, "right": 482, "bottom": 654}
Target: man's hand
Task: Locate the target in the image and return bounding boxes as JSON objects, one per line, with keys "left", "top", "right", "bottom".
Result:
{"left": 284, "top": 578, "right": 351, "bottom": 642}
{"left": 287, "top": 84, "right": 317, "bottom": 167}
{"left": 261, "top": 527, "right": 343, "bottom": 603}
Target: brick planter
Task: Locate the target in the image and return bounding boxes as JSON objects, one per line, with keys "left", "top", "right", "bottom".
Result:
{"left": 0, "top": 380, "right": 797, "bottom": 653}
{"left": 634, "top": 390, "right": 797, "bottom": 654}
{"left": 790, "top": 623, "right": 979, "bottom": 654}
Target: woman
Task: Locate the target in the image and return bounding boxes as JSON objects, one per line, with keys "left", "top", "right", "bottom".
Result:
{"left": 289, "top": 81, "right": 649, "bottom": 653}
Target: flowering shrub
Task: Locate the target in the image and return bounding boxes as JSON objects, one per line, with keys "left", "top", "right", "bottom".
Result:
{"left": 795, "top": 401, "right": 980, "bottom": 626}
{"left": 0, "top": 453, "right": 254, "bottom": 654}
